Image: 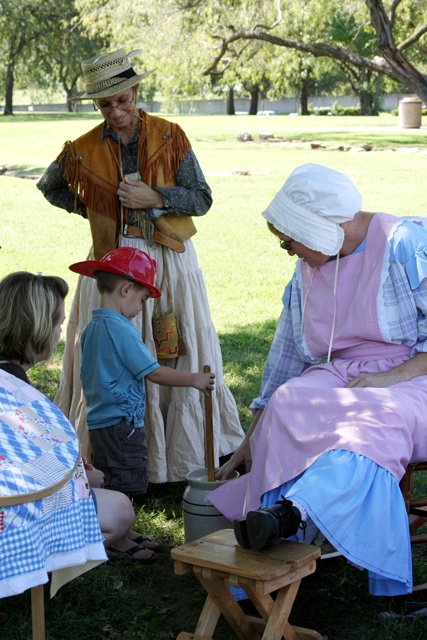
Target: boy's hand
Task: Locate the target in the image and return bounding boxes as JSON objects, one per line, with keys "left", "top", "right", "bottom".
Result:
{"left": 193, "top": 371, "right": 215, "bottom": 396}
{"left": 147, "top": 367, "right": 215, "bottom": 393}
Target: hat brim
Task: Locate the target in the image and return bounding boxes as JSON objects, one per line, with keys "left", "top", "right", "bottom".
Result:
{"left": 68, "top": 69, "right": 155, "bottom": 101}
{"left": 69, "top": 260, "right": 161, "bottom": 298}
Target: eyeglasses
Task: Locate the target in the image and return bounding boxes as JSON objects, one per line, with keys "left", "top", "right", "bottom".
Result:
{"left": 94, "top": 97, "right": 134, "bottom": 113}
{"left": 278, "top": 238, "right": 293, "bottom": 251}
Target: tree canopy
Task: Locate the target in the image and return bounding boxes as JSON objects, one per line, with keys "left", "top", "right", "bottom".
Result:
{"left": 1, "top": 0, "right": 426, "bottom": 114}
{"left": 197, "top": 0, "right": 427, "bottom": 104}
{"left": 0, "top": 0, "right": 110, "bottom": 114}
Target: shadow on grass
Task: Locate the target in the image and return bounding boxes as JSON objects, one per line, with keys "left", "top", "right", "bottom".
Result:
{"left": 3, "top": 165, "right": 47, "bottom": 178}
{"left": 273, "top": 129, "right": 427, "bottom": 150}
{"left": 6, "top": 328, "right": 427, "bottom": 639}
{"left": 3, "top": 528, "right": 427, "bottom": 640}
{"left": 27, "top": 339, "right": 65, "bottom": 401}
{"left": 218, "top": 319, "right": 278, "bottom": 431}
{"left": 27, "top": 320, "right": 276, "bottom": 431}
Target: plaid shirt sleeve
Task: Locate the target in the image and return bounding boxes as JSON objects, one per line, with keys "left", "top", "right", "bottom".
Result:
{"left": 250, "top": 279, "right": 310, "bottom": 412}
{"left": 412, "top": 280, "right": 427, "bottom": 353}
{"left": 386, "top": 219, "right": 427, "bottom": 354}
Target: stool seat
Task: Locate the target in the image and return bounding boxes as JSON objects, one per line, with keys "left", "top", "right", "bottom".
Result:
{"left": 172, "top": 528, "right": 322, "bottom": 640}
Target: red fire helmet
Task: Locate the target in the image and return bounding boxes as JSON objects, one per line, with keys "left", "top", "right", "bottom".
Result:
{"left": 69, "top": 246, "right": 161, "bottom": 298}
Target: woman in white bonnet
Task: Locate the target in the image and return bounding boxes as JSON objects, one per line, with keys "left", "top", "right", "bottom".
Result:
{"left": 210, "top": 163, "right": 427, "bottom": 597}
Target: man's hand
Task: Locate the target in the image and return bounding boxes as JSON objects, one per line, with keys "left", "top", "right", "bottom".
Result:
{"left": 117, "top": 175, "right": 164, "bottom": 209}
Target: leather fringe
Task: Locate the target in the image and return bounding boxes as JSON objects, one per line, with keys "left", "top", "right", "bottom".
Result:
{"left": 58, "top": 141, "right": 119, "bottom": 222}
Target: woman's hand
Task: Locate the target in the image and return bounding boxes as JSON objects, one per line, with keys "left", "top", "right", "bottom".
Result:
{"left": 117, "top": 175, "right": 164, "bottom": 210}
{"left": 215, "top": 437, "right": 252, "bottom": 480}
{"left": 215, "top": 408, "right": 264, "bottom": 480}
{"left": 85, "top": 465, "right": 105, "bottom": 488}
{"left": 345, "top": 370, "right": 403, "bottom": 388}
{"left": 346, "top": 353, "right": 427, "bottom": 388}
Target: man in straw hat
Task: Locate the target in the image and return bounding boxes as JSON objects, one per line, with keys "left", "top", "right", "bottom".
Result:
{"left": 37, "top": 48, "right": 244, "bottom": 485}
{"left": 209, "top": 162, "right": 427, "bottom": 597}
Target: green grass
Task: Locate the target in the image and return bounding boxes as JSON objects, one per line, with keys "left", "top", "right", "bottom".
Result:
{"left": 1, "top": 113, "right": 427, "bottom": 639}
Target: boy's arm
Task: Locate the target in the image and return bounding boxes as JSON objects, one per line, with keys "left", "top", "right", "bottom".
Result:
{"left": 146, "top": 366, "right": 215, "bottom": 396}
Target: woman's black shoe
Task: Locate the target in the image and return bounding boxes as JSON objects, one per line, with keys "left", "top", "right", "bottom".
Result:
{"left": 233, "top": 516, "right": 251, "bottom": 548}
{"left": 245, "top": 497, "right": 303, "bottom": 551}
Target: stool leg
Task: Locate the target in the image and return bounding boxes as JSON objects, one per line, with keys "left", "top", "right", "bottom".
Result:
{"left": 31, "top": 585, "right": 45, "bottom": 640}
{"left": 239, "top": 579, "right": 274, "bottom": 622}
{"left": 195, "top": 568, "right": 262, "bottom": 640}
{"left": 262, "top": 581, "right": 300, "bottom": 640}
{"left": 261, "top": 581, "right": 322, "bottom": 640}
{"left": 194, "top": 595, "right": 221, "bottom": 638}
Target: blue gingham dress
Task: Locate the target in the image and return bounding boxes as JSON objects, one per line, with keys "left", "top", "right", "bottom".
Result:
{"left": 0, "top": 369, "right": 106, "bottom": 598}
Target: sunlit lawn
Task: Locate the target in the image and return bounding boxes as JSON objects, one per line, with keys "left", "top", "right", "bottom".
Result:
{"left": 1, "top": 112, "right": 427, "bottom": 426}
{"left": 1, "top": 113, "right": 427, "bottom": 639}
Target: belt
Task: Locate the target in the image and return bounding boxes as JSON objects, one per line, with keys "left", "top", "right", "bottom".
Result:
{"left": 123, "top": 224, "right": 185, "bottom": 253}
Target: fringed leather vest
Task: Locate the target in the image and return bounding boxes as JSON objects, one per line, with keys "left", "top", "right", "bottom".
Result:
{"left": 57, "top": 111, "right": 195, "bottom": 260}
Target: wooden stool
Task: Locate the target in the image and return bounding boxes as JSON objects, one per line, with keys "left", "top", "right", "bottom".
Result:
{"left": 171, "top": 528, "right": 322, "bottom": 640}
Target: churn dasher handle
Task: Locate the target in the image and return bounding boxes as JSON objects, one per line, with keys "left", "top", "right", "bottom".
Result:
{"left": 203, "top": 365, "right": 215, "bottom": 481}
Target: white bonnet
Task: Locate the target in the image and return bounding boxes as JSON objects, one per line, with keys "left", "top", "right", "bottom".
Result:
{"left": 262, "top": 163, "right": 363, "bottom": 255}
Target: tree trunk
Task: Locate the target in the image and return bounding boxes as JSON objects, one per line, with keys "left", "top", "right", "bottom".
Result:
{"left": 3, "top": 61, "right": 14, "bottom": 116}
{"left": 63, "top": 80, "right": 78, "bottom": 112}
{"left": 359, "top": 85, "right": 380, "bottom": 116}
{"left": 65, "top": 89, "right": 76, "bottom": 113}
{"left": 226, "top": 87, "right": 235, "bottom": 115}
{"left": 248, "top": 87, "right": 259, "bottom": 115}
{"left": 372, "top": 73, "right": 381, "bottom": 115}
{"left": 365, "top": 0, "right": 427, "bottom": 106}
{"left": 298, "top": 78, "right": 309, "bottom": 115}
{"left": 359, "top": 89, "right": 371, "bottom": 115}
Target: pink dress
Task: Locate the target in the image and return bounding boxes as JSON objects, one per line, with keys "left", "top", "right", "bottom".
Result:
{"left": 210, "top": 214, "right": 427, "bottom": 595}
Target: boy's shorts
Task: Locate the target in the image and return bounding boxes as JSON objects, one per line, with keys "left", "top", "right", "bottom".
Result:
{"left": 89, "top": 419, "right": 148, "bottom": 495}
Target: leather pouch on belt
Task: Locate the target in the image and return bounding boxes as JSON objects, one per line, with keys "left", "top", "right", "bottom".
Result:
{"left": 152, "top": 310, "right": 185, "bottom": 359}
{"left": 154, "top": 215, "right": 197, "bottom": 242}
{"left": 152, "top": 247, "right": 186, "bottom": 359}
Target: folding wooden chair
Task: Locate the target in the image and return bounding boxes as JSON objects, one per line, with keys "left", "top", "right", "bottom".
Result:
{"left": 398, "top": 462, "right": 427, "bottom": 595}
{"left": 320, "top": 462, "right": 427, "bottom": 594}
{"left": 399, "top": 462, "right": 427, "bottom": 544}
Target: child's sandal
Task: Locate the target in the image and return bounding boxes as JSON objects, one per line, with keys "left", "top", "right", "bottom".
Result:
{"left": 107, "top": 543, "right": 158, "bottom": 564}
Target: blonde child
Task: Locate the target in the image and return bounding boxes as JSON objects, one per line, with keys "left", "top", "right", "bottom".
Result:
{"left": 69, "top": 247, "right": 215, "bottom": 496}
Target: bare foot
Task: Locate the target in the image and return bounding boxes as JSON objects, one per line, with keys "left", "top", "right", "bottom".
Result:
{"left": 129, "top": 531, "right": 161, "bottom": 551}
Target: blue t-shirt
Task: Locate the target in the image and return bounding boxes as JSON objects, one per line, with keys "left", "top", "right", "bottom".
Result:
{"left": 80, "top": 308, "right": 159, "bottom": 430}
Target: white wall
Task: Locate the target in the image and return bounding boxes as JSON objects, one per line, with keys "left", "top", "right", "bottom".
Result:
{"left": 7, "top": 93, "right": 419, "bottom": 114}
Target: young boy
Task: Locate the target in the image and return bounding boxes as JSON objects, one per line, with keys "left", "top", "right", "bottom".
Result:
{"left": 69, "top": 247, "right": 215, "bottom": 495}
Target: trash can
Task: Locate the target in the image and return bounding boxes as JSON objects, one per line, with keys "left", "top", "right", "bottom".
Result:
{"left": 398, "top": 96, "right": 423, "bottom": 129}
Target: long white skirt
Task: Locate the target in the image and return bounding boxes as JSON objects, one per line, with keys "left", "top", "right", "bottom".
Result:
{"left": 55, "top": 235, "right": 244, "bottom": 483}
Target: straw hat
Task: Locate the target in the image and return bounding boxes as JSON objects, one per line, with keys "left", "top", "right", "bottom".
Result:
{"left": 69, "top": 48, "right": 155, "bottom": 101}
